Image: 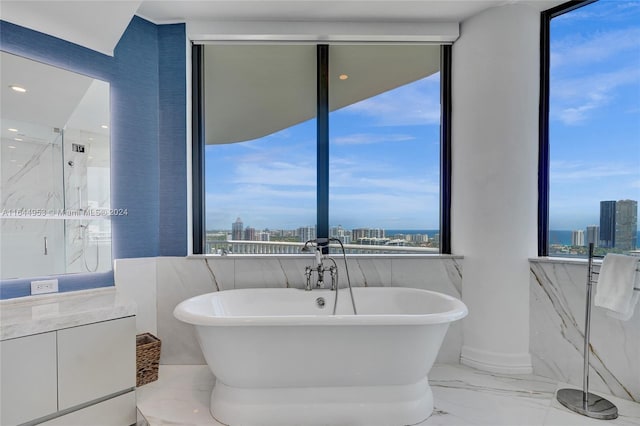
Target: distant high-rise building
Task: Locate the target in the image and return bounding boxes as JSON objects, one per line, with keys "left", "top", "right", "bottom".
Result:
{"left": 329, "top": 226, "right": 353, "bottom": 244}
{"left": 571, "top": 230, "right": 585, "bottom": 246}
{"left": 352, "top": 228, "right": 385, "bottom": 241}
{"left": 330, "top": 225, "right": 345, "bottom": 240}
{"left": 232, "top": 217, "right": 243, "bottom": 240}
{"left": 586, "top": 225, "right": 599, "bottom": 248}
{"left": 599, "top": 201, "right": 616, "bottom": 248}
{"left": 244, "top": 227, "right": 256, "bottom": 241}
{"left": 615, "top": 200, "right": 638, "bottom": 250}
{"left": 298, "top": 226, "right": 316, "bottom": 243}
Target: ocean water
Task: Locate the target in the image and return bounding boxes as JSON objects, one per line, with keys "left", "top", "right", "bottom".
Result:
{"left": 386, "top": 229, "right": 438, "bottom": 236}
{"left": 549, "top": 230, "right": 640, "bottom": 248}
{"left": 385, "top": 229, "right": 640, "bottom": 248}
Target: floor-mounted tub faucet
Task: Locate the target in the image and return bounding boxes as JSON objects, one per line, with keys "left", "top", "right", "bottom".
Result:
{"left": 301, "top": 238, "right": 357, "bottom": 315}
{"left": 302, "top": 240, "right": 337, "bottom": 291}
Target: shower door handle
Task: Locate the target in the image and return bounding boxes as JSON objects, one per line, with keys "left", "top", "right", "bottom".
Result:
{"left": 44, "top": 236, "right": 48, "bottom": 255}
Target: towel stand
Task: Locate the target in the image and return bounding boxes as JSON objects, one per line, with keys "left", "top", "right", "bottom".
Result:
{"left": 555, "top": 243, "right": 639, "bottom": 420}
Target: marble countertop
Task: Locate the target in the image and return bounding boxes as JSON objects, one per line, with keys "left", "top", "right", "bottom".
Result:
{"left": 0, "top": 287, "right": 136, "bottom": 340}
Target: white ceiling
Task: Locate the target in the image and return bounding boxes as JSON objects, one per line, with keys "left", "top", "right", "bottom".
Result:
{"left": 1, "top": 52, "right": 109, "bottom": 145}
{"left": 0, "top": 1, "right": 142, "bottom": 56}
{"left": 0, "top": 1, "right": 564, "bottom": 55}
{"left": 138, "top": 1, "right": 510, "bottom": 24}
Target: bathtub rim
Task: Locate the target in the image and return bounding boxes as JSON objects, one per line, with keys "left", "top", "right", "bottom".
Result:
{"left": 174, "top": 287, "right": 468, "bottom": 327}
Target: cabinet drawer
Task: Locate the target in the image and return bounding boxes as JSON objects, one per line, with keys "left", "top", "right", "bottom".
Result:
{"left": 0, "top": 332, "right": 57, "bottom": 426}
{"left": 40, "top": 391, "right": 136, "bottom": 426}
{"left": 57, "top": 316, "right": 135, "bottom": 409}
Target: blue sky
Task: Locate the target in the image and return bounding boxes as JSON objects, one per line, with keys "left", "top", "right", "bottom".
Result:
{"left": 549, "top": 0, "right": 640, "bottom": 231}
{"left": 206, "top": 0, "right": 639, "bottom": 233}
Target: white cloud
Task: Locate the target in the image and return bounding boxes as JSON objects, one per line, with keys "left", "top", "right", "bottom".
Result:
{"left": 330, "top": 190, "right": 440, "bottom": 229}
{"left": 550, "top": 160, "right": 638, "bottom": 181}
{"left": 340, "top": 76, "right": 441, "bottom": 126}
{"left": 551, "top": 28, "right": 640, "bottom": 70}
{"left": 549, "top": 22, "right": 640, "bottom": 125}
{"left": 553, "top": 2, "right": 640, "bottom": 28}
{"left": 329, "top": 155, "right": 439, "bottom": 194}
{"left": 332, "top": 133, "right": 415, "bottom": 145}
{"left": 232, "top": 160, "right": 316, "bottom": 187}
{"left": 346, "top": 177, "right": 439, "bottom": 195}
{"left": 551, "top": 66, "right": 640, "bottom": 124}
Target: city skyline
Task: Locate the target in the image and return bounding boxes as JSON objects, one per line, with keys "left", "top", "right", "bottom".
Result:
{"left": 565, "top": 199, "right": 638, "bottom": 250}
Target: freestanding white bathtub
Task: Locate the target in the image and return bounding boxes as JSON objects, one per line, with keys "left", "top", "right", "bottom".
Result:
{"left": 174, "top": 287, "right": 467, "bottom": 426}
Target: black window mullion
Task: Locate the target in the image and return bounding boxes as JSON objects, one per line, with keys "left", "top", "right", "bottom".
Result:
{"left": 317, "top": 44, "right": 329, "bottom": 253}
{"left": 440, "top": 45, "right": 452, "bottom": 255}
{"left": 192, "top": 43, "right": 205, "bottom": 254}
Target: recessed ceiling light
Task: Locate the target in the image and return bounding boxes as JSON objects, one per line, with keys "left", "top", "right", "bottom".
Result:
{"left": 9, "top": 85, "right": 27, "bottom": 93}
{"left": 14, "top": 138, "right": 23, "bottom": 141}
{"left": 101, "top": 125, "right": 108, "bottom": 129}
{"left": 8, "top": 145, "right": 16, "bottom": 149}
{"left": 339, "top": 74, "right": 349, "bottom": 80}
{"left": 8, "top": 128, "right": 18, "bottom": 132}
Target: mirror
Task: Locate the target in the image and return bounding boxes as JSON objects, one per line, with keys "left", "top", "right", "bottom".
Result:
{"left": 0, "top": 51, "right": 111, "bottom": 279}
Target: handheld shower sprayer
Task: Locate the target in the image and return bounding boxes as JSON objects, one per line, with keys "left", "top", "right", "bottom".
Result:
{"left": 300, "top": 240, "right": 313, "bottom": 252}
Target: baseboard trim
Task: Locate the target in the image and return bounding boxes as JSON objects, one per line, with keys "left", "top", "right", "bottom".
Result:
{"left": 461, "top": 346, "right": 533, "bottom": 375}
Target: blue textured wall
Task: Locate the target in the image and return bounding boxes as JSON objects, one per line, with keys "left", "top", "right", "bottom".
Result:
{"left": 0, "top": 17, "right": 187, "bottom": 298}
{"left": 158, "top": 24, "right": 188, "bottom": 256}
{"left": 111, "top": 16, "right": 161, "bottom": 259}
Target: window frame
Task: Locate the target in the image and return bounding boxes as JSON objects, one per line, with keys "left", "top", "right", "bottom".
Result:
{"left": 538, "top": 0, "right": 597, "bottom": 257}
{"left": 192, "top": 43, "right": 452, "bottom": 255}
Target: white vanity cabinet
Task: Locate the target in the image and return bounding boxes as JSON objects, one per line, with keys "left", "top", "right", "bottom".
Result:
{"left": 0, "top": 332, "right": 58, "bottom": 425}
{"left": 58, "top": 317, "right": 136, "bottom": 410}
{"left": 0, "top": 289, "right": 137, "bottom": 426}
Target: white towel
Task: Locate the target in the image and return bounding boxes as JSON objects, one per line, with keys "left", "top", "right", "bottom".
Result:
{"left": 594, "top": 254, "right": 640, "bottom": 321}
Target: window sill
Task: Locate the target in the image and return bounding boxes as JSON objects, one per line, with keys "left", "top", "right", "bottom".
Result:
{"left": 187, "top": 253, "right": 463, "bottom": 260}
{"left": 530, "top": 256, "right": 594, "bottom": 266}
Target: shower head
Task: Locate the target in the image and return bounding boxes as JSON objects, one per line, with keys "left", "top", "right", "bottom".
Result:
{"left": 301, "top": 239, "right": 317, "bottom": 253}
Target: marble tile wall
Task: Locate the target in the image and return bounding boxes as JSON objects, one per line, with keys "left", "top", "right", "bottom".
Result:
{"left": 1, "top": 136, "right": 65, "bottom": 278}
{"left": 1, "top": 135, "right": 63, "bottom": 211}
{"left": 62, "top": 130, "right": 112, "bottom": 275}
{"left": 139, "top": 255, "right": 463, "bottom": 365}
{"left": 530, "top": 259, "right": 639, "bottom": 402}
{"left": 1, "top": 131, "right": 111, "bottom": 278}
{"left": 114, "top": 257, "right": 158, "bottom": 336}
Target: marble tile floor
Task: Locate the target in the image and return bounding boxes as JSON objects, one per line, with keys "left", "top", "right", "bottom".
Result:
{"left": 136, "top": 364, "right": 640, "bottom": 426}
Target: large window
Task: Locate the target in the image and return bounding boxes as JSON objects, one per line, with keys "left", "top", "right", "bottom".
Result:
{"left": 540, "top": 0, "right": 640, "bottom": 257}
{"left": 194, "top": 44, "right": 450, "bottom": 255}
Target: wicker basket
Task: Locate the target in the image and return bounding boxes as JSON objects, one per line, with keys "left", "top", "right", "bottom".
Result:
{"left": 136, "top": 333, "right": 161, "bottom": 387}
